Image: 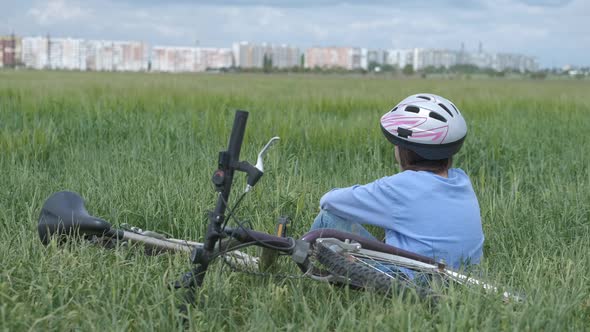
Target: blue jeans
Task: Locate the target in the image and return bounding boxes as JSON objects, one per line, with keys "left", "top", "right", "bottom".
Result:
{"left": 310, "top": 209, "right": 378, "bottom": 240}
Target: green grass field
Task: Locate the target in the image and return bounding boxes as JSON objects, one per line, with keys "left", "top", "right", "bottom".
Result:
{"left": 1, "top": 70, "right": 589, "bottom": 331}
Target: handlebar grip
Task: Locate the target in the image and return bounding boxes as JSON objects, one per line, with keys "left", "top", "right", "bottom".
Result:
{"left": 227, "top": 110, "right": 249, "bottom": 163}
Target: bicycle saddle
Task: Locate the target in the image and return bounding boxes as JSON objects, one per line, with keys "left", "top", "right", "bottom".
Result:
{"left": 38, "top": 191, "right": 112, "bottom": 245}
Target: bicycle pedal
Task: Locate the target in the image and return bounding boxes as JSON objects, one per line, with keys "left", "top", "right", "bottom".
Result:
{"left": 275, "top": 216, "right": 290, "bottom": 238}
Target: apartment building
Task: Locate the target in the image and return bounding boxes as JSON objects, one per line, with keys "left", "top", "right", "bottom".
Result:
{"left": 48, "top": 38, "right": 86, "bottom": 70}
{"left": 197, "top": 48, "right": 233, "bottom": 70}
{"left": 151, "top": 46, "right": 232, "bottom": 72}
{"left": 233, "top": 42, "right": 300, "bottom": 69}
{"left": 383, "top": 49, "right": 414, "bottom": 69}
{"left": 0, "top": 35, "right": 22, "bottom": 68}
{"left": 304, "top": 47, "right": 365, "bottom": 70}
{"left": 85, "top": 40, "right": 148, "bottom": 71}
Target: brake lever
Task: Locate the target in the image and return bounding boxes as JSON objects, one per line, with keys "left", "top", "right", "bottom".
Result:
{"left": 255, "top": 136, "right": 280, "bottom": 172}
{"left": 245, "top": 136, "right": 280, "bottom": 192}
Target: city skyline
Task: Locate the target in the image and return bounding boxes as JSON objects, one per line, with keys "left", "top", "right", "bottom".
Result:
{"left": 6, "top": 35, "right": 539, "bottom": 73}
{"left": 1, "top": 0, "right": 588, "bottom": 68}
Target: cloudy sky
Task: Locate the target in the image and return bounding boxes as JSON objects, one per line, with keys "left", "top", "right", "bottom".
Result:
{"left": 1, "top": 0, "right": 587, "bottom": 67}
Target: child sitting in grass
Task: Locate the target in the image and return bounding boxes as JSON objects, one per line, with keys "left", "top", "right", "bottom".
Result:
{"left": 311, "top": 93, "right": 484, "bottom": 272}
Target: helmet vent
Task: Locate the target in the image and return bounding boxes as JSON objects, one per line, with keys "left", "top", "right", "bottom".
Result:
{"left": 405, "top": 106, "right": 420, "bottom": 113}
{"left": 429, "top": 111, "right": 447, "bottom": 122}
{"left": 417, "top": 95, "right": 431, "bottom": 100}
{"left": 451, "top": 104, "right": 460, "bottom": 114}
{"left": 390, "top": 106, "right": 398, "bottom": 113}
{"left": 438, "top": 103, "right": 454, "bottom": 117}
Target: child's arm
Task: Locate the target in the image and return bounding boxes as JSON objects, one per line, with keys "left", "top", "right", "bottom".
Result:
{"left": 319, "top": 178, "right": 395, "bottom": 229}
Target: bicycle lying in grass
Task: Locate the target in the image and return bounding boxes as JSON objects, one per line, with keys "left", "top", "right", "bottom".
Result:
{"left": 38, "top": 110, "right": 522, "bottom": 313}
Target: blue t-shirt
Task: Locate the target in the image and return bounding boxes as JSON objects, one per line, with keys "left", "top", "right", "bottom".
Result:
{"left": 319, "top": 168, "right": 484, "bottom": 269}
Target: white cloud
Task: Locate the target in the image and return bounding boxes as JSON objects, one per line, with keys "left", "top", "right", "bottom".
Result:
{"left": 153, "top": 24, "right": 187, "bottom": 38}
{"left": 257, "top": 6, "right": 284, "bottom": 26}
{"left": 349, "top": 19, "right": 401, "bottom": 31}
{"left": 27, "top": 0, "right": 90, "bottom": 25}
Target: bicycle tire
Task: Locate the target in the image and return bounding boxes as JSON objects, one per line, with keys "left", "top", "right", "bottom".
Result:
{"left": 313, "top": 240, "right": 430, "bottom": 299}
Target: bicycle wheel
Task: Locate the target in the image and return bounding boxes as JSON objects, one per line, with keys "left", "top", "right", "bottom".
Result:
{"left": 313, "top": 240, "right": 432, "bottom": 299}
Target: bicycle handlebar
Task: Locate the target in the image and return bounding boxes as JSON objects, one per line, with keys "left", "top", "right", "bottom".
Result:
{"left": 226, "top": 110, "right": 248, "bottom": 164}
{"left": 204, "top": 110, "right": 252, "bottom": 252}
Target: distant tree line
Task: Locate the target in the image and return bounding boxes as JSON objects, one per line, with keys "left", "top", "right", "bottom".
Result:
{"left": 230, "top": 61, "right": 555, "bottom": 79}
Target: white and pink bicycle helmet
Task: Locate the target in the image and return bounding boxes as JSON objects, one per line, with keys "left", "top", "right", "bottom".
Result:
{"left": 380, "top": 93, "right": 467, "bottom": 160}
